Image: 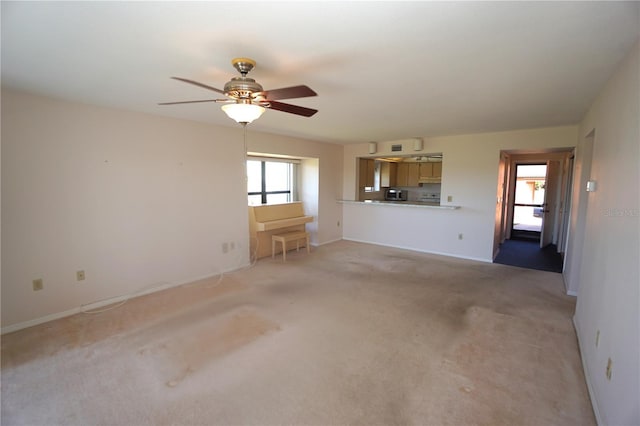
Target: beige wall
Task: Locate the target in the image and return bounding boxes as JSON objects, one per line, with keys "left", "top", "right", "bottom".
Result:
{"left": 570, "top": 40, "right": 639, "bottom": 426}
{"left": 1, "top": 89, "right": 342, "bottom": 330}
{"left": 342, "top": 127, "right": 578, "bottom": 261}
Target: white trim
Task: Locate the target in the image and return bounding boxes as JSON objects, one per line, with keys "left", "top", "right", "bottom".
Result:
{"left": 1, "top": 307, "right": 83, "bottom": 335}
{"left": 1, "top": 264, "right": 250, "bottom": 335}
{"left": 314, "top": 237, "right": 344, "bottom": 247}
{"left": 342, "top": 237, "right": 492, "bottom": 263}
{"left": 246, "top": 155, "right": 301, "bottom": 164}
{"left": 572, "top": 316, "right": 602, "bottom": 425}
{"left": 562, "top": 264, "right": 576, "bottom": 296}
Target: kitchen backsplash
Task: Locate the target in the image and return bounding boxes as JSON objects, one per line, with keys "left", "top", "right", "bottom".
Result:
{"left": 395, "top": 183, "right": 441, "bottom": 202}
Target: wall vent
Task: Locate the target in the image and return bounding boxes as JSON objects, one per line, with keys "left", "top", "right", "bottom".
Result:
{"left": 391, "top": 144, "right": 403, "bottom": 152}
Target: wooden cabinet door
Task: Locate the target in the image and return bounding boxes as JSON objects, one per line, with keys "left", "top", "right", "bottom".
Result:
{"left": 433, "top": 162, "right": 442, "bottom": 177}
{"left": 388, "top": 162, "right": 397, "bottom": 186}
{"left": 419, "top": 163, "right": 434, "bottom": 179}
{"left": 396, "top": 163, "right": 409, "bottom": 186}
{"left": 359, "top": 158, "right": 375, "bottom": 188}
{"left": 380, "top": 162, "right": 397, "bottom": 187}
{"left": 358, "top": 158, "right": 368, "bottom": 188}
{"left": 407, "top": 163, "right": 420, "bottom": 187}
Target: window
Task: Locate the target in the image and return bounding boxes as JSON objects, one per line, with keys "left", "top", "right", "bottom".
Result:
{"left": 247, "top": 157, "right": 298, "bottom": 205}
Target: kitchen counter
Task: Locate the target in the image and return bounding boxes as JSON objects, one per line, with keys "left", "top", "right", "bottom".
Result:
{"left": 338, "top": 200, "right": 460, "bottom": 210}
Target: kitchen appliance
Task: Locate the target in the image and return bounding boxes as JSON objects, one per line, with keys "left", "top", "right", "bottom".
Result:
{"left": 385, "top": 188, "right": 407, "bottom": 201}
{"left": 419, "top": 193, "right": 441, "bottom": 204}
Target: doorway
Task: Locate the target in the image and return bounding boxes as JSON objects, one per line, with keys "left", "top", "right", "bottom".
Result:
{"left": 511, "top": 164, "right": 546, "bottom": 240}
{"left": 493, "top": 150, "right": 574, "bottom": 273}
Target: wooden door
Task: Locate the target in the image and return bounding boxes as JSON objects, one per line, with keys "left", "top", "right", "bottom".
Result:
{"left": 540, "top": 160, "right": 562, "bottom": 248}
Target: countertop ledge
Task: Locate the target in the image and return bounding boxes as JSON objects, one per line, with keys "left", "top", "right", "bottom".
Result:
{"left": 338, "top": 200, "right": 460, "bottom": 210}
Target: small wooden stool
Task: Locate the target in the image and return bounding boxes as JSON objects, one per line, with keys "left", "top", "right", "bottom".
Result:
{"left": 272, "top": 231, "right": 310, "bottom": 261}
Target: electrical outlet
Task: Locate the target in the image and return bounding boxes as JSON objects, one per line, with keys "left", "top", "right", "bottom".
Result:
{"left": 447, "top": 195, "right": 453, "bottom": 202}
{"left": 76, "top": 270, "right": 86, "bottom": 281}
{"left": 230, "top": 242, "right": 235, "bottom": 250}
{"left": 222, "top": 242, "right": 229, "bottom": 253}
{"left": 595, "top": 330, "right": 600, "bottom": 347}
{"left": 32, "top": 279, "right": 43, "bottom": 291}
{"left": 458, "top": 233, "right": 463, "bottom": 240}
{"left": 606, "top": 358, "right": 613, "bottom": 380}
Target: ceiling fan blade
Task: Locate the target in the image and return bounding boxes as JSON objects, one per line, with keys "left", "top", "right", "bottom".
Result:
{"left": 158, "top": 99, "right": 219, "bottom": 105}
{"left": 258, "top": 85, "right": 317, "bottom": 101}
{"left": 267, "top": 100, "right": 318, "bottom": 117}
{"left": 171, "top": 77, "right": 226, "bottom": 95}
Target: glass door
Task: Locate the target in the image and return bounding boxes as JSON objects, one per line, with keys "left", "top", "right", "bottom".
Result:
{"left": 512, "top": 164, "right": 547, "bottom": 239}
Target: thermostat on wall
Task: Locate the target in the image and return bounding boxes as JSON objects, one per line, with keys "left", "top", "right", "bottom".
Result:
{"left": 586, "top": 180, "right": 597, "bottom": 192}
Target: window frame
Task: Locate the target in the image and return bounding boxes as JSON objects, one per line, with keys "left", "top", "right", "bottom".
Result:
{"left": 247, "top": 157, "right": 299, "bottom": 205}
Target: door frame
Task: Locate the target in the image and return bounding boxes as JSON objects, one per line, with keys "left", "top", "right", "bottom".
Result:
{"left": 511, "top": 162, "right": 547, "bottom": 240}
{"left": 495, "top": 149, "right": 575, "bottom": 258}
{"left": 540, "top": 160, "right": 562, "bottom": 248}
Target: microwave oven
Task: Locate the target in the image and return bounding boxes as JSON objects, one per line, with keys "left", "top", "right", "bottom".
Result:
{"left": 385, "top": 188, "right": 407, "bottom": 201}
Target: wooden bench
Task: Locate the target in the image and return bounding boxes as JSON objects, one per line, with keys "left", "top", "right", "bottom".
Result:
{"left": 272, "top": 231, "right": 310, "bottom": 261}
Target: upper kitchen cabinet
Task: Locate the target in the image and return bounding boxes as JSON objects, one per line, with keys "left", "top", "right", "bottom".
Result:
{"left": 418, "top": 161, "right": 442, "bottom": 183}
{"left": 380, "top": 161, "right": 397, "bottom": 187}
{"left": 358, "top": 158, "right": 375, "bottom": 188}
{"left": 397, "top": 162, "right": 420, "bottom": 187}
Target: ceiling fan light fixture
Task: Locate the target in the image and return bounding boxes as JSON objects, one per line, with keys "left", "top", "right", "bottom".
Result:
{"left": 161, "top": 57, "right": 318, "bottom": 120}
{"left": 221, "top": 103, "right": 265, "bottom": 124}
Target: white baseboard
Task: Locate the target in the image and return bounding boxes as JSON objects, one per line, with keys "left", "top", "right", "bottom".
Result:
{"left": 314, "top": 237, "right": 344, "bottom": 247}
{"left": 572, "top": 316, "right": 602, "bottom": 425}
{"left": 342, "top": 237, "right": 492, "bottom": 263}
{"left": 1, "top": 264, "right": 249, "bottom": 335}
{"left": 1, "top": 307, "right": 85, "bottom": 335}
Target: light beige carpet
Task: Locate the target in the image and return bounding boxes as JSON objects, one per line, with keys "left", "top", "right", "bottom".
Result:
{"left": 1, "top": 241, "right": 595, "bottom": 425}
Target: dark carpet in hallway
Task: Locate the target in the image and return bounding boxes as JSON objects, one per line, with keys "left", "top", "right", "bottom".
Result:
{"left": 494, "top": 238, "right": 564, "bottom": 273}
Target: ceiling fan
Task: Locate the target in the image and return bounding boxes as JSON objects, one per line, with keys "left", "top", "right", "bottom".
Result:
{"left": 159, "top": 57, "right": 318, "bottom": 124}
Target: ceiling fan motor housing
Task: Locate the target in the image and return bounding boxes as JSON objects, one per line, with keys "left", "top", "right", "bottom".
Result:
{"left": 224, "top": 77, "right": 263, "bottom": 99}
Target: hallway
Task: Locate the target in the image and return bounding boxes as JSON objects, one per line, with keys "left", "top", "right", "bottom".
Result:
{"left": 494, "top": 238, "right": 564, "bottom": 273}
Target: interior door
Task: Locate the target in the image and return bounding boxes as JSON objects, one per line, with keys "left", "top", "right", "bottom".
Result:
{"left": 540, "top": 160, "right": 561, "bottom": 248}
{"left": 493, "top": 153, "right": 508, "bottom": 258}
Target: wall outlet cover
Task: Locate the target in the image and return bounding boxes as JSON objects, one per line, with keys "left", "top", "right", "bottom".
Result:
{"left": 32, "top": 279, "right": 43, "bottom": 291}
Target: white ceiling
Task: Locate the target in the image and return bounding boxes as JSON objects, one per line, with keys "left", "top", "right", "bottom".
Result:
{"left": 2, "top": 2, "right": 638, "bottom": 144}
